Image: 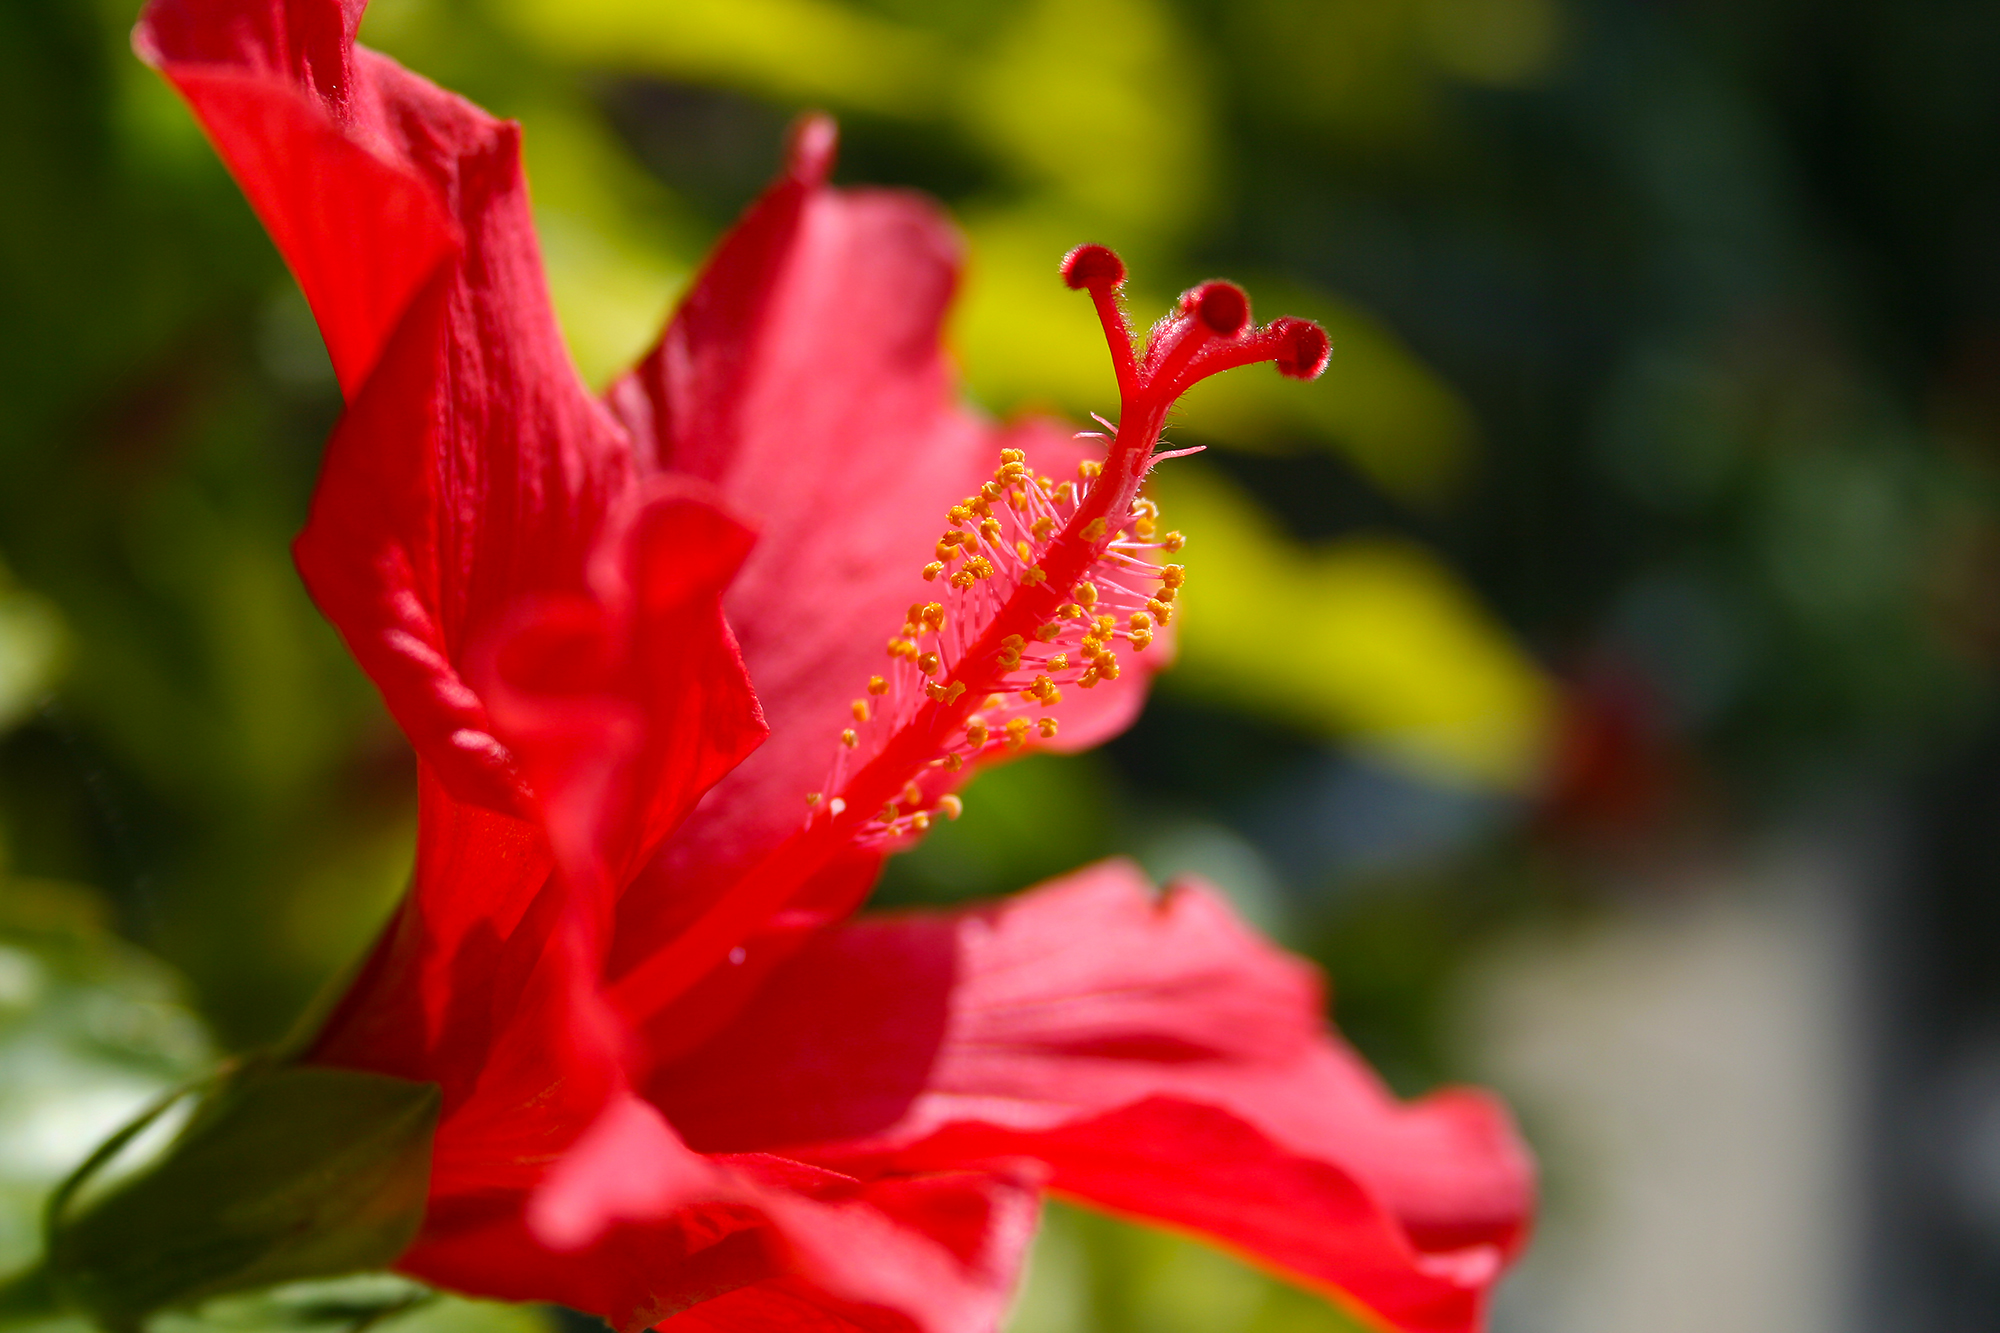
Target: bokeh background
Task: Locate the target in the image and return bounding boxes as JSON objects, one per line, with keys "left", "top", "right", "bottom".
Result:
{"left": 4, "top": 0, "right": 2000, "bottom": 1330}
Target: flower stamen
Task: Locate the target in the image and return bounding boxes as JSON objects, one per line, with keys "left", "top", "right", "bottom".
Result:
{"left": 609, "top": 247, "right": 1327, "bottom": 1019}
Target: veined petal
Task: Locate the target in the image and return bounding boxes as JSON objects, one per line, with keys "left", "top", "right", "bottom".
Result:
{"left": 644, "top": 862, "right": 1532, "bottom": 1333}
{"left": 137, "top": 0, "right": 648, "bottom": 814}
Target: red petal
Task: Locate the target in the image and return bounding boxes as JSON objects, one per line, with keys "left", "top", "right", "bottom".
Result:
{"left": 137, "top": 0, "right": 647, "bottom": 813}
{"left": 133, "top": 0, "right": 443, "bottom": 397}
{"left": 472, "top": 483, "right": 768, "bottom": 901}
{"left": 645, "top": 861, "right": 1533, "bottom": 1333}
{"left": 603, "top": 153, "right": 981, "bottom": 953}
{"left": 406, "top": 1090, "right": 1037, "bottom": 1333}
{"left": 604, "top": 160, "right": 1161, "bottom": 982}
{"left": 307, "top": 766, "right": 555, "bottom": 1098}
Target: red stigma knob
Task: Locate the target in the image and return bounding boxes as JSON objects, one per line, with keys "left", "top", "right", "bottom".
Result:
{"left": 1062, "top": 244, "right": 1126, "bottom": 291}
{"left": 1271, "top": 317, "right": 1331, "bottom": 380}
{"left": 1189, "top": 282, "right": 1251, "bottom": 338}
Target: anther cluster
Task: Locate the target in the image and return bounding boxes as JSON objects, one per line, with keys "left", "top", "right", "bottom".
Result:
{"left": 801, "top": 243, "right": 1327, "bottom": 847}
{"left": 807, "top": 445, "right": 1187, "bottom": 844}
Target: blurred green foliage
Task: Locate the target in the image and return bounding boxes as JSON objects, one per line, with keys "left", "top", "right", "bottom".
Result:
{"left": 3, "top": 0, "right": 1997, "bottom": 1326}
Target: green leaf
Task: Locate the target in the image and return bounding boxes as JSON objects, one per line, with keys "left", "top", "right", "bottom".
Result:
{"left": 45, "top": 1062, "right": 439, "bottom": 1333}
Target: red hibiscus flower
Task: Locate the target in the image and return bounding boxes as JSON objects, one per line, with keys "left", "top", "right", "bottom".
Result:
{"left": 132, "top": 2, "right": 1535, "bottom": 1331}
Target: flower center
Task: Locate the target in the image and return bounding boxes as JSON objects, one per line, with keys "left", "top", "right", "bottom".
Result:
{"left": 809, "top": 445, "right": 1185, "bottom": 842}
{"left": 609, "top": 247, "right": 1328, "bottom": 1019}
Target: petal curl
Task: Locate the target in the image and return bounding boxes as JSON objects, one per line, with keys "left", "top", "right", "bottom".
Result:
{"left": 472, "top": 483, "right": 767, "bottom": 903}
{"left": 645, "top": 861, "right": 1533, "bottom": 1333}
{"left": 406, "top": 1092, "right": 1037, "bottom": 1333}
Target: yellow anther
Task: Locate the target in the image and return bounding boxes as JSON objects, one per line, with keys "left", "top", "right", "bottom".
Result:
{"left": 1078, "top": 460, "right": 1102, "bottom": 480}
{"left": 939, "top": 794, "right": 964, "bottom": 820}
{"left": 925, "top": 681, "right": 947, "bottom": 702}
{"left": 806, "top": 791, "right": 822, "bottom": 806}
{"left": 943, "top": 752, "right": 963, "bottom": 772}
{"left": 968, "top": 556, "right": 995, "bottom": 580}
{"left": 1132, "top": 498, "right": 1160, "bottom": 520}
{"left": 852, "top": 699, "right": 871, "bottom": 722}
{"left": 867, "top": 675, "right": 890, "bottom": 696}
{"left": 922, "top": 562, "right": 944, "bottom": 581}
{"left": 1000, "top": 447, "right": 1026, "bottom": 465}
{"left": 1025, "top": 566, "right": 1047, "bottom": 585}
{"left": 1082, "top": 518, "right": 1108, "bottom": 541}
{"left": 880, "top": 803, "right": 899, "bottom": 822}
{"left": 980, "top": 518, "right": 1003, "bottom": 545}
{"left": 969, "top": 495, "right": 992, "bottom": 518}
{"left": 1076, "top": 582, "right": 1099, "bottom": 607}
{"left": 966, "top": 721, "right": 989, "bottom": 747}
{"left": 1057, "top": 603, "right": 1084, "bottom": 620}
{"left": 950, "top": 570, "right": 975, "bottom": 590}
{"left": 1146, "top": 597, "right": 1175, "bottom": 624}
{"left": 1134, "top": 516, "right": 1157, "bottom": 538}
{"left": 1054, "top": 481, "right": 1074, "bottom": 504}
{"left": 1004, "top": 717, "right": 1030, "bottom": 749}
{"left": 842, "top": 729, "right": 858, "bottom": 748}
{"left": 1016, "top": 540, "right": 1033, "bottom": 561}
{"left": 1031, "top": 516, "right": 1056, "bottom": 541}
{"left": 1097, "top": 651, "right": 1121, "bottom": 680}
{"left": 1037, "top": 717, "right": 1059, "bottom": 739}
{"left": 1130, "top": 629, "right": 1154, "bottom": 651}
{"left": 1129, "top": 611, "right": 1153, "bottom": 631}
{"left": 889, "top": 637, "right": 918, "bottom": 659}
{"left": 903, "top": 782, "right": 924, "bottom": 805}
{"left": 1038, "top": 476, "right": 1056, "bottom": 494}
{"left": 1007, "top": 487, "right": 1029, "bottom": 511}
{"left": 948, "top": 504, "right": 972, "bottom": 525}
{"left": 985, "top": 694, "right": 1005, "bottom": 709}
{"left": 1161, "top": 531, "right": 1185, "bottom": 552}
{"left": 1021, "top": 674, "right": 1054, "bottom": 702}
{"left": 1002, "top": 633, "right": 1027, "bottom": 650}
{"left": 1161, "top": 564, "right": 1186, "bottom": 588}
{"left": 981, "top": 481, "right": 1003, "bottom": 501}
{"left": 922, "top": 603, "right": 946, "bottom": 630}
{"left": 911, "top": 812, "right": 932, "bottom": 832}
{"left": 1048, "top": 653, "right": 1069, "bottom": 671}
{"left": 1036, "top": 622, "right": 1062, "bottom": 641}
{"left": 918, "top": 651, "right": 941, "bottom": 675}
{"left": 944, "top": 680, "right": 967, "bottom": 703}
{"left": 1094, "top": 614, "right": 1117, "bottom": 635}
{"left": 1078, "top": 666, "right": 1101, "bottom": 689}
